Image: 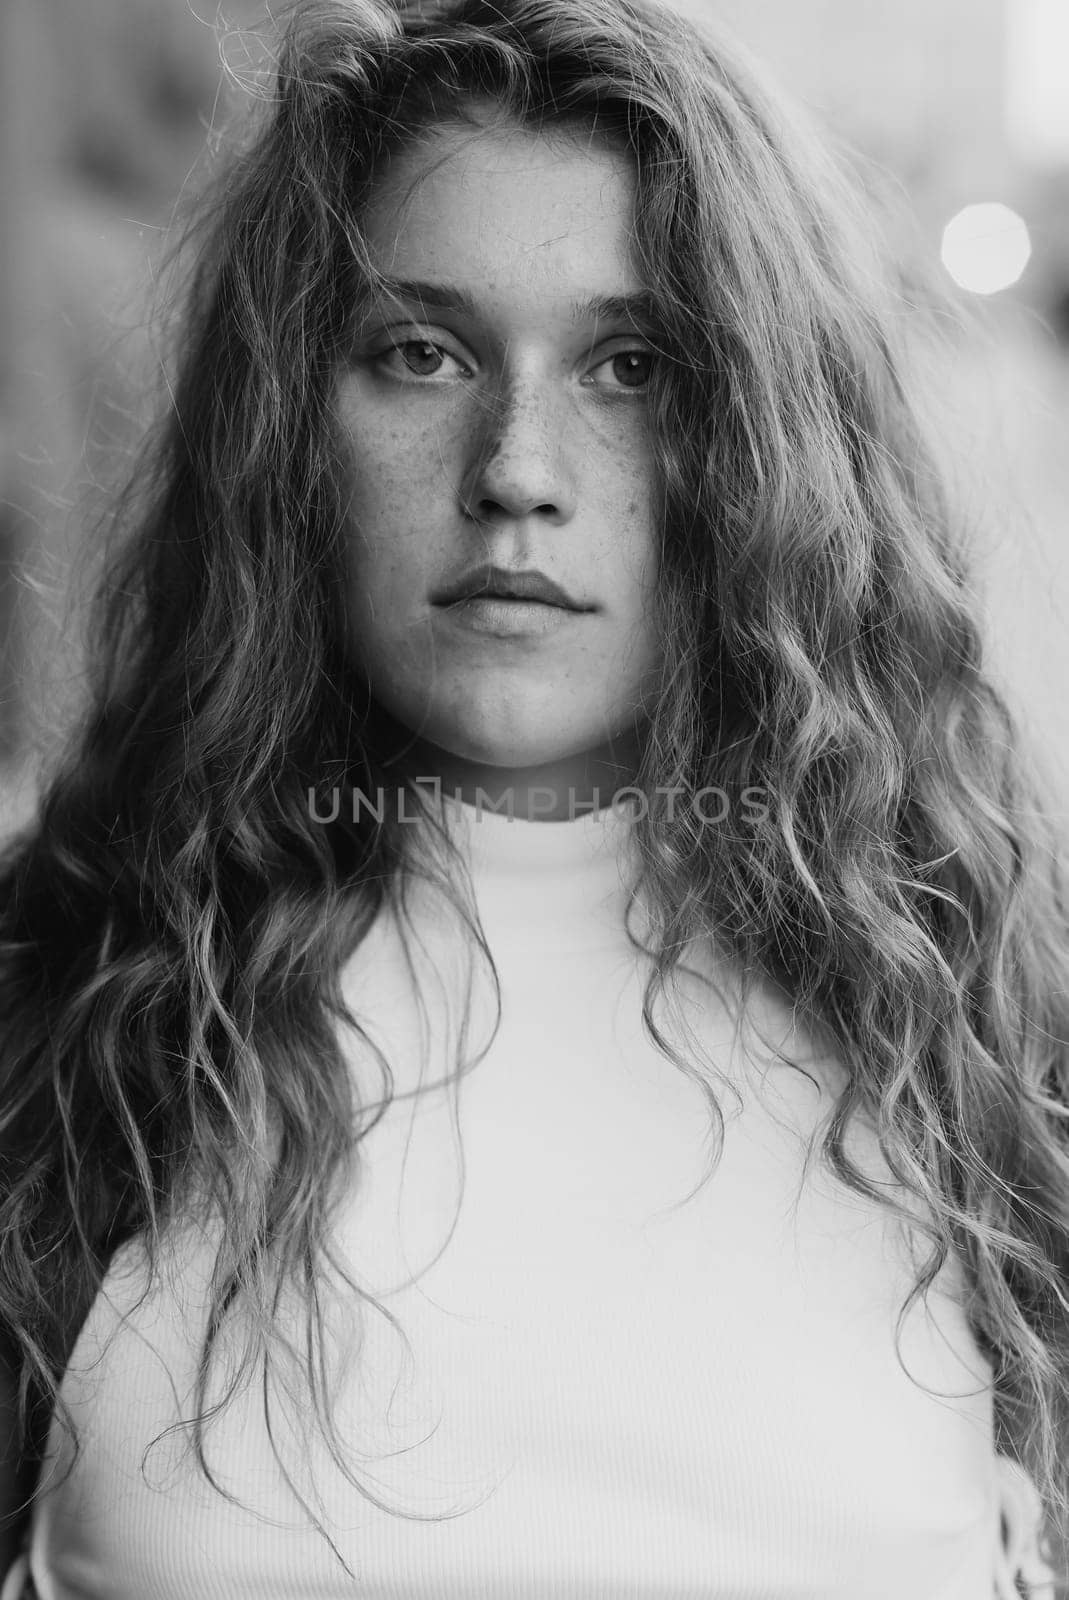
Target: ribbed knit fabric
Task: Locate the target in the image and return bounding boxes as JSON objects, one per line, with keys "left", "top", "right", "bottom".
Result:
{"left": 18, "top": 794, "right": 1044, "bottom": 1597}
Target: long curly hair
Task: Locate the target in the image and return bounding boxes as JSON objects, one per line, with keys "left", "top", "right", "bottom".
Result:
{"left": 2, "top": 0, "right": 1068, "bottom": 1577}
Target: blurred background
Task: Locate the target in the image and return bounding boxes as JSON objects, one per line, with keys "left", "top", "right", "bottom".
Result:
{"left": 1, "top": 0, "right": 1068, "bottom": 845}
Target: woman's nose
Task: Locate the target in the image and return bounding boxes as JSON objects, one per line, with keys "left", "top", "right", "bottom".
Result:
{"left": 460, "top": 379, "right": 578, "bottom": 525}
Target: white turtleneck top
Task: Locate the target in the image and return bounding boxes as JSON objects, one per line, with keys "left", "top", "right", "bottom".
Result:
{"left": 9, "top": 795, "right": 1056, "bottom": 1598}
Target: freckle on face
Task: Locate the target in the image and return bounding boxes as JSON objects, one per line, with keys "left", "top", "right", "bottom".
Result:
{"left": 333, "top": 114, "right": 664, "bottom": 780}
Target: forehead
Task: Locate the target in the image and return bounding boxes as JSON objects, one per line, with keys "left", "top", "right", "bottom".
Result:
{"left": 359, "top": 117, "right": 643, "bottom": 314}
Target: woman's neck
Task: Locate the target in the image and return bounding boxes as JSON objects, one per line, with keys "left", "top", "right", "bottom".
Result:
{"left": 371, "top": 724, "right": 646, "bottom": 823}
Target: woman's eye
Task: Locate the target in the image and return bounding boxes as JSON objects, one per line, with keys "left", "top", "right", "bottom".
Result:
{"left": 371, "top": 338, "right": 653, "bottom": 391}
{"left": 375, "top": 338, "right": 470, "bottom": 381}
{"left": 588, "top": 349, "right": 655, "bottom": 392}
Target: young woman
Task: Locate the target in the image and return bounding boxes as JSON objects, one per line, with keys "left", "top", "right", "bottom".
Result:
{"left": 0, "top": 0, "right": 1066, "bottom": 1595}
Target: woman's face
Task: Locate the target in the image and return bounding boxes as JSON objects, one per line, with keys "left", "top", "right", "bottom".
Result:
{"left": 333, "top": 111, "right": 663, "bottom": 800}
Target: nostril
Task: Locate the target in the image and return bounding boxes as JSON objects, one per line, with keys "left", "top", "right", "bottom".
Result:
{"left": 471, "top": 496, "right": 561, "bottom": 522}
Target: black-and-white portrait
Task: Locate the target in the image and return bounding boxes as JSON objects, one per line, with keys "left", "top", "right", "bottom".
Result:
{"left": 0, "top": 3, "right": 1067, "bottom": 1596}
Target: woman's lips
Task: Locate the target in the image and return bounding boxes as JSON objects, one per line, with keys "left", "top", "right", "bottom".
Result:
{"left": 434, "top": 596, "right": 586, "bottom": 637}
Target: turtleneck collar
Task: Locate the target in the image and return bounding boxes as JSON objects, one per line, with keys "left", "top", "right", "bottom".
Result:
{"left": 425, "top": 791, "right": 642, "bottom": 955}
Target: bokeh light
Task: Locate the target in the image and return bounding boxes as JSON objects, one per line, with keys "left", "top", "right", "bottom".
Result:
{"left": 940, "top": 203, "right": 1033, "bottom": 295}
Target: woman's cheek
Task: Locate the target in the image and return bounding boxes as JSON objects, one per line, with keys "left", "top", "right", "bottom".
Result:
{"left": 361, "top": 411, "right": 462, "bottom": 511}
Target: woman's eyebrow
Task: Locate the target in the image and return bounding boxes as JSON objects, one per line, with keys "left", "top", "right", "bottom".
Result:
{"left": 371, "top": 277, "right": 660, "bottom": 331}
{"left": 574, "top": 291, "right": 661, "bottom": 333}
